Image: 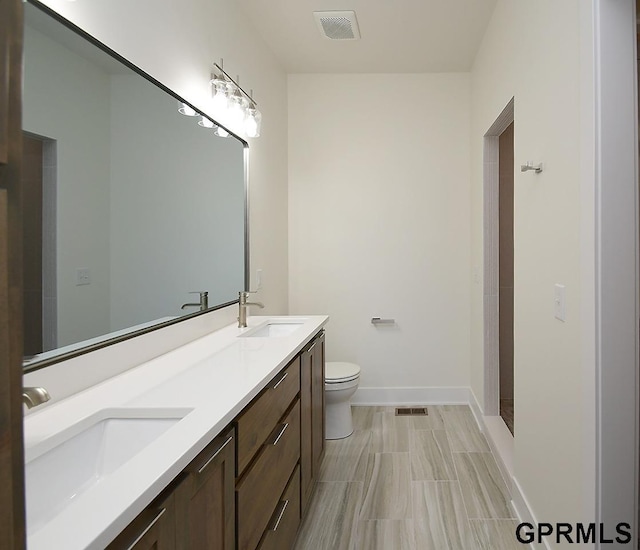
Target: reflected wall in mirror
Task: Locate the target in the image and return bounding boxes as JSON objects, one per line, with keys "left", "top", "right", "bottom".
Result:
{"left": 22, "top": 1, "right": 248, "bottom": 371}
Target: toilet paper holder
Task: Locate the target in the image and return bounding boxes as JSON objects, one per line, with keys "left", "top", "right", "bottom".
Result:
{"left": 371, "top": 317, "right": 395, "bottom": 325}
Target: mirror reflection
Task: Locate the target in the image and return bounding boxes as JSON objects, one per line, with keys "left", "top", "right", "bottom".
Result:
{"left": 22, "top": 2, "right": 247, "bottom": 370}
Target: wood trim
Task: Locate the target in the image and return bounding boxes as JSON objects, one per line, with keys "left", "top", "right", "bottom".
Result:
{"left": 0, "top": 6, "right": 9, "bottom": 165}
{"left": 0, "top": 0, "right": 26, "bottom": 548}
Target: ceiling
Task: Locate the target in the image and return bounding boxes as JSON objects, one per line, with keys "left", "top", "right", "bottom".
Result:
{"left": 236, "top": 0, "right": 498, "bottom": 73}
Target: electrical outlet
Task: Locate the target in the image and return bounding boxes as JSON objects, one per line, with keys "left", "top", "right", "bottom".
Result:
{"left": 256, "top": 269, "right": 263, "bottom": 290}
{"left": 76, "top": 268, "right": 91, "bottom": 286}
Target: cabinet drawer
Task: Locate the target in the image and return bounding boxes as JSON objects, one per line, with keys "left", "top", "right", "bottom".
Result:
{"left": 236, "top": 357, "right": 300, "bottom": 475}
{"left": 257, "top": 465, "right": 300, "bottom": 550}
{"left": 237, "top": 400, "right": 301, "bottom": 550}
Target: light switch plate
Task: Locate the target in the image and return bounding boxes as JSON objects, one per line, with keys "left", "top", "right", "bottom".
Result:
{"left": 76, "top": 268, "right": 91, "bottom": 286}
{"left": 554, "top": 284, "right": 566, "bottom": 321}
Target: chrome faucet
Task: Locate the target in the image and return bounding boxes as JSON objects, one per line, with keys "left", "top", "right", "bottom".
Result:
{"left": 238, "top": 290, "right": 264, "bottom": 328}
{"left": 181, "top": 291, "right": 209, "bottom": 312}
{"left": 23, "top": 386, "right": 51, "bottom": 409}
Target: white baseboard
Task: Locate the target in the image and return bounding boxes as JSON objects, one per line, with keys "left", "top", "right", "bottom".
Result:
{"left": 512, "top": 477, "right": 550, "bottom": 550}
{"left": 351, "top": 386, "right": 470, "bottom": 406}
{"left": 469, "top": 390, "right": 514, "bottom": 489}
{"left": 468, "top": 391, "right": 542, "bottom": 550}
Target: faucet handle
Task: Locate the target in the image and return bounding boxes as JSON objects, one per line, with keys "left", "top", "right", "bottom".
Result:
{"left": 189, "top": 291, "right": 208, "bottom": 296}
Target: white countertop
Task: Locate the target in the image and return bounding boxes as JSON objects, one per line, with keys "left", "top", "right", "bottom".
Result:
{"left": 24, "top": 315, "right": 329, "bottom": 550}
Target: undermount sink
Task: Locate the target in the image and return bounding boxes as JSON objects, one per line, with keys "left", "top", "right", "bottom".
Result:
{"left": 25, "top": 407, "right": 191, "bottom": 535}
{"left": 240, "top": 320, "right": 306, "bottom": 338}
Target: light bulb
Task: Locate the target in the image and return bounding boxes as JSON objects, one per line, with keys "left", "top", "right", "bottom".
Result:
{"left": 228, "top": 89, "right": 248, "bottom": 128}
{"left": 178, "top": 102, "right": 198, "bottom": 116}
{"left": 245, "top": 107, "right": 262, "bottom": 138}
{"left": 215, "top": 126, "right": 229, "bottom": 138}
{"left": 198, "top": 116, "right": 215, "bottom": 128}
{"left": 210, "top": 77, "right": 230, "bottom": 113}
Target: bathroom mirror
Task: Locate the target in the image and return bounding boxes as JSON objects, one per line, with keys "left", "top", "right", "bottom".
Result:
{"left": 22, "top": 0, "right": 248, "bottom": 372}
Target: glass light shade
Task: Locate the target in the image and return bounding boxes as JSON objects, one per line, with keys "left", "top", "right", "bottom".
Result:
{"left": 245, "top": 107, "right": 262, "bottom": 138}
{"left": 228, "top": 89, "right": 248, "bottom": 127}
{"left": 177, "top": 102, "right": 198, "bottom": 116}
{"left": 210, "top": 77, "right": 230, "bottom": 112}
{"left": 215, "top": 126, "right": 229, "bottom": 138}
{"left": 198, "top": 116, "right": 215, "bottom": 128}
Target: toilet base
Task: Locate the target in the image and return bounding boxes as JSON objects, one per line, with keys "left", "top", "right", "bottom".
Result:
{"left": 325, "top": 396, "right": 354, "bottom": 440}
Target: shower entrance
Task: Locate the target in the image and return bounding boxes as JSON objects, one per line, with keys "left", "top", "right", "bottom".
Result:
{"left": 482, "top": 98, "right": 514, "bottom": 437}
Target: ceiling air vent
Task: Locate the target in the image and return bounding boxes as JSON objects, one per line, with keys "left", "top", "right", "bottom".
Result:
{"left": 313, "top": 11, "right": 361, "bottom": 40}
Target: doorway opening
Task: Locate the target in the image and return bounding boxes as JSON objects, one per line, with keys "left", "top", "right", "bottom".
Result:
{"left": 21, "top": 131, "right": 57, "bottom": 356}
{"left": 498, "top": 122, "right": 514, "bottom": 435}
{"left": 482, "top": 97, "right": 514, "bottom": 435}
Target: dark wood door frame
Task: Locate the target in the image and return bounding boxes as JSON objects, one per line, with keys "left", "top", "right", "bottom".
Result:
{"left": 0, "top": 0, "right": 27, "bottom": 548}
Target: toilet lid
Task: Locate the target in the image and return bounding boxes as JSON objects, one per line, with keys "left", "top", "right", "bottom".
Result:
{"left": 325, "top": 362, "right": 360, "bottom": 383}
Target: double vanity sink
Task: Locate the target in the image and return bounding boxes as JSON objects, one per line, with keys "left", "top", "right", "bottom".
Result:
{"left": 23, "top": 316, "right": 326, "bottom": 550}
{"left": 25, "top": 407, "right": 191, "bottom": 534}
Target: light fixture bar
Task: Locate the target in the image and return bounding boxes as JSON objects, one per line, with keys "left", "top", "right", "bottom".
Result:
{"left": 213, "top": 62, "right": 257, "bottom": 107}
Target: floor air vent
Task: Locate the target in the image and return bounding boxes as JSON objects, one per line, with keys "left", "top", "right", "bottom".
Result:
{"left": 395, "top": 407, "right": 428, "bottom": 416}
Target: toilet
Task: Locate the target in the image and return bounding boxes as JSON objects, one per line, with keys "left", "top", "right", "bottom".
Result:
{"left": 324, "top": 362, "right": 361, "bottom": 440}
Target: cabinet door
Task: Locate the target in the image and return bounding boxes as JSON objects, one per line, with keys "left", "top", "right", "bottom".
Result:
{"left": 300, "top": 342, "right": 313, "bottom": 514}
{"left": 300, "top": 330, "right": 325, "bottom": 515}
{"left": 107, "top": 491, "right": 176, "bottom": 550}
{"left": 311, "top": 331, "right": 325, "bottom": 477}
{"left": 175, "top": 427, "right": 235, "bottom": 550}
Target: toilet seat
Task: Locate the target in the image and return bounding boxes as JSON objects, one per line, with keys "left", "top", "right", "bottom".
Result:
{"left": 325, "top": 362, "right": 360, "bottom": 384}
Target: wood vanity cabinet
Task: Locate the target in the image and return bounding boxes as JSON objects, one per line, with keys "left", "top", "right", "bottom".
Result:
{"left": 235, "top": 356, "right": 302, "bottom": 550}
{"left": 107, "top": 485, "right": 178, "bottom": 550}
{"left": 108, "top": 329, "right": 326, "bottom": 550}
{"left": 257, "top": 465, "right": 301, "bottom": 550}
{"left": 108, "top": 426, "right": 236, "bottom": 550}
{"left": 300, "top": 330, "right": 326, "bottom": 514}
{"left": 174, "top": 426, "right": 236, "bottom": 550}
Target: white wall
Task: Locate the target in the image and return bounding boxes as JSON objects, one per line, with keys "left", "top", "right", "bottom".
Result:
{"left": 288, "top": 74, "right": 471, "bottom": 398}
{"left": 23, "top": 24, "right": 111, "bottom": 347}
{"left": 469, "top": 0, "right": 597, "bottom": 534}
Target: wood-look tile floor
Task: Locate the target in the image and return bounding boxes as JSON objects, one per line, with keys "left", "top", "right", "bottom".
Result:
{"left": 294, "top": 405, "right": 524, "bottom": 550}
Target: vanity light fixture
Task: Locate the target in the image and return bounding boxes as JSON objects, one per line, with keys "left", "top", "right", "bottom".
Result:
{"left": 245, "top": 104, "right": 262, "bottom": 138}
{"left": 199, "top": 114, "right": 230, "bottom": 137}
{"left": 215, "top": 126, "right": 230, "bottom": 138}
{"left": 211, "top": 73, "right": 231, "bottom": 112}
{"left": 177, "top": 101, "right": 198, "bottom": 117}
{"left": 176, "top": 62, "right": 261, "bottom": 138}
{"left": 210, "top": 61, "right": 262, "bottom": 138}
{"left": 197, "top": 116, "right": 215, "bottom": 128}
{"left": 228, "top": 87, "right": 248, "bottom": 127}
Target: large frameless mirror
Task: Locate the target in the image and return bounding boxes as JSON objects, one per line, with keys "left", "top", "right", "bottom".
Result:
{"left": 22, "top": 0, "right": 248, "bottom": 372}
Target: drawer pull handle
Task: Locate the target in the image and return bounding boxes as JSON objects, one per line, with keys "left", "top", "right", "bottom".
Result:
{"left": 270, "top": 499, "right": 289, "bottom": 532}
{"left": 126, "top": 507, "right": 166, "bottom": 550}
{"left": 197, "top": 435, "right": 233, "bottom": 474}
{"left": 272, "top": 371, "right": 288, "bottom": 390}
{"left": 306, "top": 341, "right": 317, "bottom": 353}
{"left": 271, "top": 423, "right": 289, "bottom": 446}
